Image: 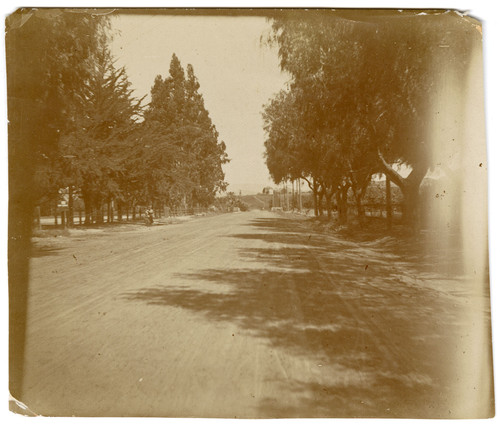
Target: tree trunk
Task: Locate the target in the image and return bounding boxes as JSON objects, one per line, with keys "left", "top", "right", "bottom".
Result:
{"left": 68, "top": 185, "right": 74, "bottom": 227}
{"left": 82, "top": 189, "right": 93, "bottom": 225}
{"left": 318, "top": 190, "right": 325, "bottom": 216}
{"left": 107, "top": 199, "right": 113, "bottom": 223}
{"left": 354, "top": 191, "right": 365, "bottom": 227}
{"left": 285, "top": 183, "right": 289, "bottom": 211}
{"left": 117, "top": 201, "right": 122, "bottom": 222}
{"left": 34, "top": 206, "right": 41, "bottom": 230}
{"left": 400, "top": 163, "right": 427, "bottom": 228}
{"left": 378, "top": 149, "right": 428, "bottom": 230}
{"left": 386, "top": 176, "right": 392, "bottom": 229}
{"left": 84, "top": 199, "right": 92, "bottom": 225}
{"left": 325, "top": 191, "right": 333, "bottom": 219}
{"left": 401, "top": 182, "right": 421, "bottom": 229}
{"left": 53, "top": 201, "right": 58, "bottom": 226}
{"left": 343, "top": 186, "right": 349, "bottom": 223}
{"left": 336, "top": 185, "right": 349, "bottom": 225}
{"left": 96, "top": 202, "right": 104, "bottom": 224}
{"left": 349, "top": 170, "right": 371, "bottom": 228}
{"left": 298, "top": 178, "right": 302, "bottom": 212}
{"left": 353, "top": 181, "right": 369, "bottom": 227}
{"left": 312, "top": 179, "right": 319, "bottom": 217}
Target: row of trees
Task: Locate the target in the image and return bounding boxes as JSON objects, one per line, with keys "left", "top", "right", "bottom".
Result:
{"left": 58, "top": 50, "right": 228, "bottom": 225}
{"left": 8, "top": 9, "right": 112, "bottom": 398}
{"left": 10, "top": 11, "right": 229, "bottom": 227}
{"left": 7, "top": 10, "right": 229, "bottom": 396}
{"left": 262, "top": 10, "right": 478, "bottom": 227}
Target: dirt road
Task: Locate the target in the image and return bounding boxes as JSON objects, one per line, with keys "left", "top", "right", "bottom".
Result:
{"left": 22, "top": 210, "right": 492, "bottom": 417}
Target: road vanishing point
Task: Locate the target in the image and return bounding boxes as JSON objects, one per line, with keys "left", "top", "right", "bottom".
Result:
{"left": 23, "top": 210, "right": 490, "bottom": 418}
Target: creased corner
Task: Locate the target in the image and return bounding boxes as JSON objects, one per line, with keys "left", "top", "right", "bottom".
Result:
{"left": 5, "top": 8, "right": 118, "bottom": 33}
{"left": 9, "top": 394, "right": 39, "bottom": 417}
{"left": 5, "top": 8, "right": 36, "bottom": 31}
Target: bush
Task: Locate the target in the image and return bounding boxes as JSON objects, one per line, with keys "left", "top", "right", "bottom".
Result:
{"left": 235, "top": 200, "right": 249, "bottom": 211}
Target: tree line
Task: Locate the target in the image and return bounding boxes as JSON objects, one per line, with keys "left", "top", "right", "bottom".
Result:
{"left": 6, "top": 10, "right": 230, "bottom": 396}
{"left": 8, "top": 11, "right": 228, "bottom": 227}
{"left": 262, "top": 10, "right": 479, "bottom": 228}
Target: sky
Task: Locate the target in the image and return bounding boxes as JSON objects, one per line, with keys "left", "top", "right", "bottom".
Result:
{"left": 109, "top": 13, "right": 290, "bottom": 195}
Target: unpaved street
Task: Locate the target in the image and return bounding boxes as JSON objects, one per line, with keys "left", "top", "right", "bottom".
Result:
{"left": 22, "top": 211, "right": 491, "bottom": 417}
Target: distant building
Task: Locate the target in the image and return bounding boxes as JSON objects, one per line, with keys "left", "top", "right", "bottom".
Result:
{"left": 262, "top": 186, "right": 274, "bottom": 195}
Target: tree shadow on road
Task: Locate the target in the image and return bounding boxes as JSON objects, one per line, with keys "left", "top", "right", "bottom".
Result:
{"left": 122, "top": 215, "right": 479, "bottom": 418}
{"left": 243, "top": 216, "right": 467, "bottom": 277}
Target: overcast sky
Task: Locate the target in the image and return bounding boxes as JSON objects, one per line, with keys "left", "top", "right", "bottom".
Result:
{"left": 110, "top": 13, "right": 290, "bottom": 195}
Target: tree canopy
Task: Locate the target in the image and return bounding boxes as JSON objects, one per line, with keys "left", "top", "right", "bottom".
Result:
{"left": 7, "top": 10, "right": 229, "bottom": 226}
{"left": 142, "top": 54, "right": 229, "bottom": 208}
{"left": 6, "top": 8, "right": 112, "bottom": 398}
{"left": 263, "top": 10, "right": 480, "bottom": 224}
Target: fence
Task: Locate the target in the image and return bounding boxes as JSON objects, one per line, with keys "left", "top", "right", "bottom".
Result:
{"left": 34, "top": 205, "right": 210, "bottom": 229}
{"left": 276, "top": 202, "right": 402, "bottom": 218}
{"left": 363, "top": 203, "right": 402, "bottom": 218}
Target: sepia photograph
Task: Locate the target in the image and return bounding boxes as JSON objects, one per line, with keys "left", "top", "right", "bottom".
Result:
{"left": 5, "top": 5, "right": 495, "bottom": 419}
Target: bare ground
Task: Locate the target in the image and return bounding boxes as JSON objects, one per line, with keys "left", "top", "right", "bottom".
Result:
{"left": 21, "top": 210, "right": 492, "bottom": 418}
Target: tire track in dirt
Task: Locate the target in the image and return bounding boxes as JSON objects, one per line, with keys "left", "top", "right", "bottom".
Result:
{"left": 24, "top": 212, "right": 261, "bottom": 416}
{"left": 23, "top": 210, "right": 482, "bottom": 417}
{"left": 27, "top": 213, "right": 246, "bottom": 332}
{"left": 279, "top": 218, "right": 433, "bottom": 382}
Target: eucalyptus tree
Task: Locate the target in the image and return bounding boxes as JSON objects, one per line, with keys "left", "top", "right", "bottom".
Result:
{"left": 267, "top": 10, "right": 478, "bottom": 225}
{"left": 263, "top": 88, "right": 349, "bottom": 218}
